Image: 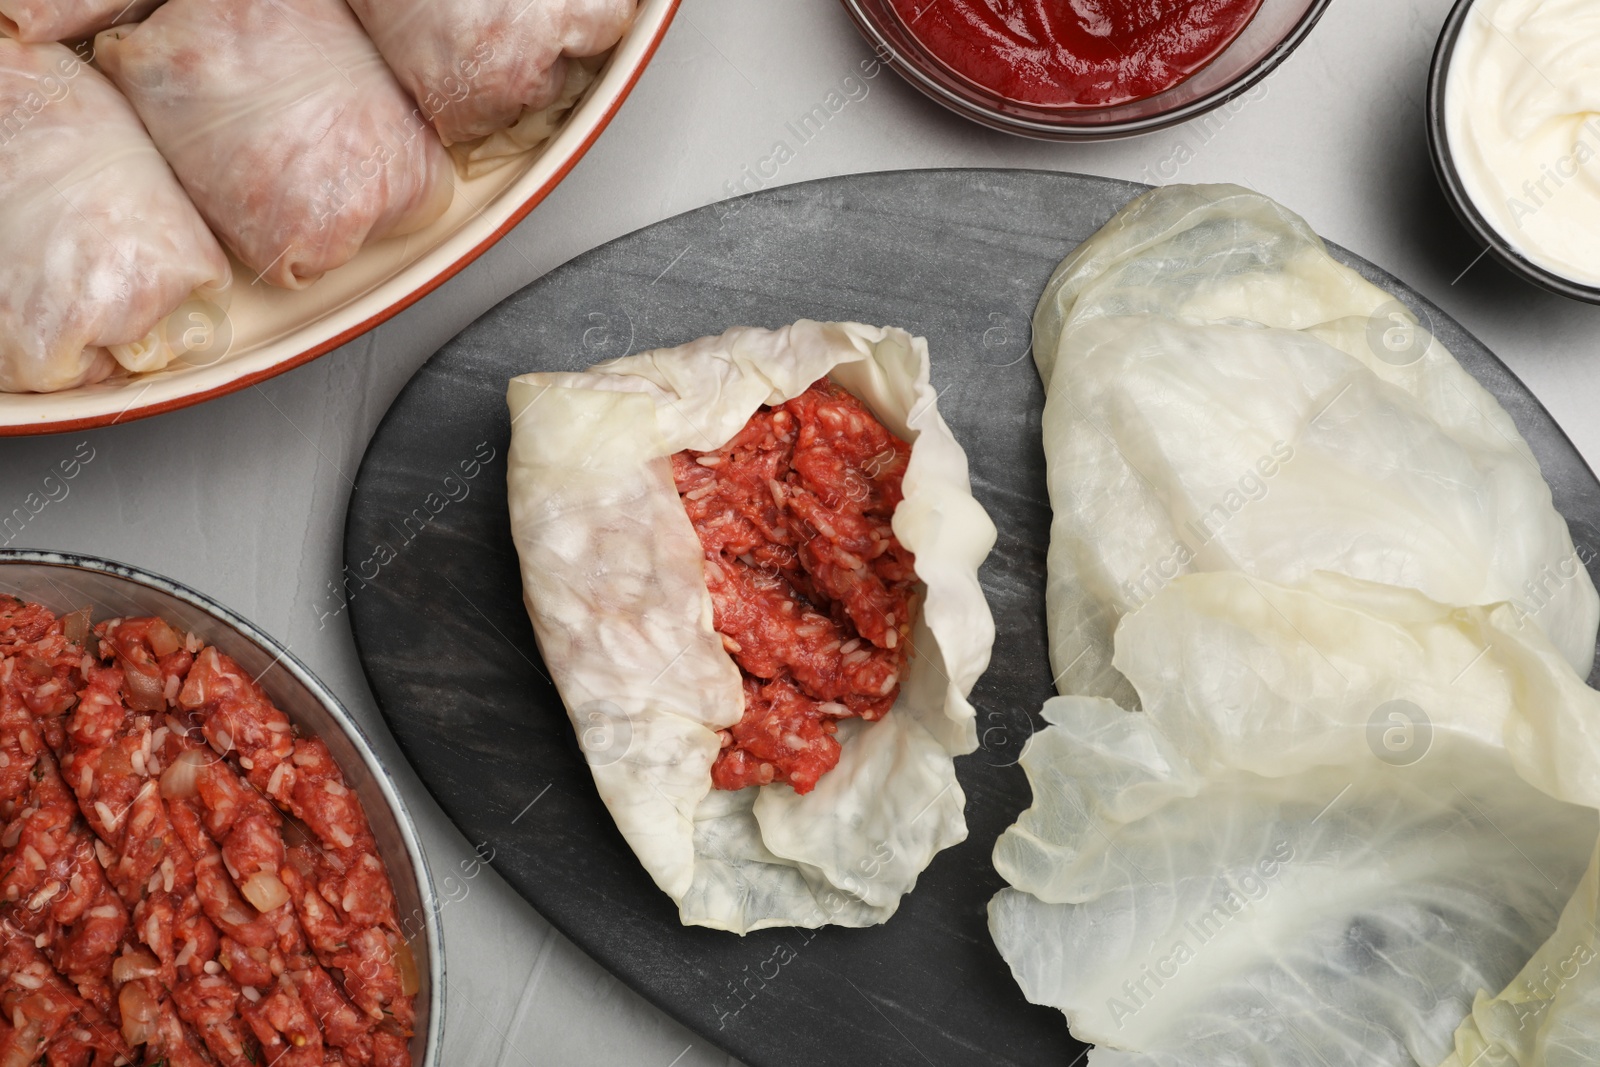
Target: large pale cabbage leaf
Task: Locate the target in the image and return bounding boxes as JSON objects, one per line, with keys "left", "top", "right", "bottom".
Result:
{"left": 1032, "top": 184, "right": 1599, "bottom": 705}
{"left": 989, "top": 571, "right": 1600, "bottom": 1066}
{"left": 507, "top": 321, "right": 996, "bottom": 932}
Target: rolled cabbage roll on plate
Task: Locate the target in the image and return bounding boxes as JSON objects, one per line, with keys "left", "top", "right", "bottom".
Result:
{"left": 506, "top": 321, "right": 997, "bottom": 932}
{"left": 0, "top": 0, "right": 673, "bottom": 429}
{"left": 346, "top": 0, "right": 635, "bottom": 150}
{"left": 95, "top": 0, "right": 454, "bottom": 290}
{"left": 0, "top": 39, "right": 229, "bottom": 394}
{"left": 0, "top": 0, "right": 161, "bottom": 42}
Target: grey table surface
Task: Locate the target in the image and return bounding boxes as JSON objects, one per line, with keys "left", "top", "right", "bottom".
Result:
{"left": 5, "top": 1, "right": 1599, "bottom": 1064}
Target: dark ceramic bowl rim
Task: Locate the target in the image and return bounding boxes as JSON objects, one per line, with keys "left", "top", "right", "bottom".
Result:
{"left": 1426, "top": 0, "right": 1600, "bottom": 304}
{"left": 0, "top": 549, "right": 446, "bottom": 1067}
{"left": 836, "top": 0, "right": 1335, "bottom": 141}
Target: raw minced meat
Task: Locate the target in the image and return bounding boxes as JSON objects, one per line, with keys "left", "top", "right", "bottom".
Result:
{"left": 671, "top": 377, "right": 918, "bottom": 794}
{"left": 0, "top": 595, "right": 417, "bottom": 1066}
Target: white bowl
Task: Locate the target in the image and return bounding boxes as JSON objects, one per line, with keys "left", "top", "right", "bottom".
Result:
{"left": 1426, "top": 0, "right": 1600, "bottom": 303}
{"left": 0, "top": 0, "right": 680, "bottom": 436}
{"left": 0, "top": 549, "right": 444, "bottom": 1067}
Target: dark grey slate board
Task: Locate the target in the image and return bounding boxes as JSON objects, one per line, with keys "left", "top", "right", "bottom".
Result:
{"left": 343, "top": 169, "right": 1600, "bottom": 1067}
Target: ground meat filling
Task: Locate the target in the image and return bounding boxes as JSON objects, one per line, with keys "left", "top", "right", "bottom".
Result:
{"left": 0, "top": 597, "right": 418, "bottom": 1066}
{"left": 671, "top": 377, "right": 917, "bottom": 795}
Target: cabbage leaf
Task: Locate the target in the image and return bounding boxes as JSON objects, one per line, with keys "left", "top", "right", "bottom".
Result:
{"left": 989, "top": 571, "right": 1600, "bottom": 1066}
{"left": 1031, "top": 184, "right": 1599, "bottom": 705}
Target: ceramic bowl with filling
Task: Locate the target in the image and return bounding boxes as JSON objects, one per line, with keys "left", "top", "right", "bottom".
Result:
{"left": 0, "top": 549, "right": 444, "bottom": 1067}
{"left": 837, "top": 0, "right": 1333, "bottom": 140}
{"left": 1427, "top": 0, "right": 1600, "bottom": 303}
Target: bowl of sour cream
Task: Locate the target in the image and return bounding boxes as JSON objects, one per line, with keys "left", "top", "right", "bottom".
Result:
{"left": 1430, "top": 0, "right": 1600, "bottom": 301}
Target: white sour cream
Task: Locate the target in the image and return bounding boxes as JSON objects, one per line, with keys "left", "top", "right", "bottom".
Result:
{"left": 1446, "top": 0, "right": 1600, "bottom": 286}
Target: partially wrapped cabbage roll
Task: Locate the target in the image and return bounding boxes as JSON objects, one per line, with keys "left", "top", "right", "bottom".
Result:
{"left": 989, "top": 571, "right": 1600, "bottom": 1067}
{"left": 0, "top": 0, "right": 161, "bottom": 43}
{"left": 346, "top": 0, "right": 635, "bottom": 147}
{"left": 0, "top": 39, "right": 229, "bottom": 394}
{"left": 95, "top": 0, "right": 453, "bottom": 290}
{"left": 507, "top": 322, "right": 997, "bottom": 932}
{"left": 1032, "top": 184, "right": 1600, "bottom": 707}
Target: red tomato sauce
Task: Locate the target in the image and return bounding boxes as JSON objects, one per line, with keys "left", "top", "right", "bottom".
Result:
{"left": 892, "top": 0, "right": 1264, "bottom": 108}
{"left": 0, "top": 597, "right": 417, "bottom": 1067}
{"left": 672, "top": 378, "right": 918, "bottom": 795}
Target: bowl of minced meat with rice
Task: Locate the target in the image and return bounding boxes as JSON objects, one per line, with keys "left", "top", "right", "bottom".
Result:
{"left": 0, "top": 549, "right": 442, "bottom": 1067}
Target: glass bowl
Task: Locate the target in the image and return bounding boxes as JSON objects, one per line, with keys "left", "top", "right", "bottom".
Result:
{"left": 837, "top": 0, "right": 1333, "bottom": 140}
{"left": 1426, "top": 0, "right": 1600, "bottom": 303}
{"left": 0, "top": 550, "right": 444, "bottom": 1067}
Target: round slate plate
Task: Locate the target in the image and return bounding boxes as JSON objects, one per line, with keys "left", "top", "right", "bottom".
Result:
{"left": 344, "top": 169, "right": 1600, "bottom": 1067}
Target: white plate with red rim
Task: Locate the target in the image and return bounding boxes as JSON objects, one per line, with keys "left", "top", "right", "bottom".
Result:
{"left": 0, "top": 0, "right": 679, "bottom": 437}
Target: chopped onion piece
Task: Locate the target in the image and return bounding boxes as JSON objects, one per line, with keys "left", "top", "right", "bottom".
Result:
{"left": 240, "top": 871, "right": 289, "bottom": 913}
{"left": 61, "top": 607, "right": 92, "bottom": 647}
{"left": 111, "top": 950, "right": 160, "bottom": 985}
{"left": 147, "top": 620, "right": 181, "bottom": 658}
{"left": 220, "top": 899, "right": 256, "bottom": 928}
{"left": 390, "top": 935, "right": 420, "bottom": 997}
{"left": 118, "top": 980, "right": 160, "bottom": 1046}
{"left": 159, "top": 749, "right": 207, "bottom": 799}
{"left": 123, "top": 667, "right": 165, "bottom": 712}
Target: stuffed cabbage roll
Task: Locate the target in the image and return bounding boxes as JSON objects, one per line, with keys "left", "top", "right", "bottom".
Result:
{"left": 0, "top": 0, "right": 161, "bottom": 43}
{"left": 345, "top": 0, "right": 635, "bottom": 147}
{"left": 1032, "top": 184, "right": 1600, "bottom": 707}
{"left": 0, "top": 39, "right": 229, "bottom": 394}
{"left": 95, "top": 0, "right": 453, "bottom": 290}
{"left": 506, "top": 322, "right": 997, "bottom": 932}
{"left": 990, "top": 571, "right": 1600, "bottom": 1067}
{"left": 448, "top": 54, "right": 604, "bottom": 179}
